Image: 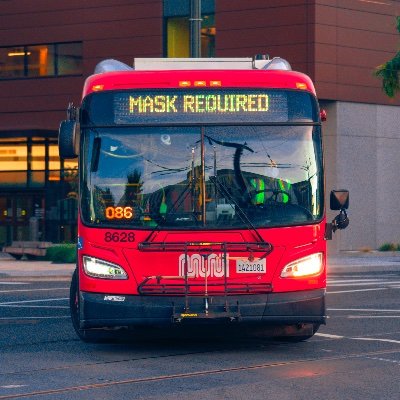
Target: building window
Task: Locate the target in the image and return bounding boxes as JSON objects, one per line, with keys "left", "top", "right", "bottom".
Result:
{"left": 0, "top": 138, "right": 28, "bottom": 187}
{"left": 201, "top": 15, "right": 215, "bottom": 57}
{"left": 57, "top": 43, "right": 82, "bottom": 75}
{"left": 0, "top": 137, "right": 78, "bottom": 188}
{"left": 167, "top": 17, "right": 190, "bottom": 58}
{"left": 26, "top": 44, "right": 56, "bottom": 77}
{"left": 0, "top": 42, "right": 82, "bottom": 79}
{"left": 166, "top": 14, "right": 215, "bottom": 57}
{"left": 0, "top": 136, "right": 78, "bottom": 244}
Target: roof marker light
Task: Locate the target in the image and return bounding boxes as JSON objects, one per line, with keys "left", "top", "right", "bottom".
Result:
{"left": 92, "top": 84, "right": 104, "bottom": 92}
{"left": 210, "top": 80, "right": 222, "bottom": 87}
{"left": 194, "top": 81, "right": 207, "bottom": 87}
{"left": 179, "top": 81, "right": 191, "bottom": 87}
{"left": 296, "top": 82, "right": 307, "bottom": 90}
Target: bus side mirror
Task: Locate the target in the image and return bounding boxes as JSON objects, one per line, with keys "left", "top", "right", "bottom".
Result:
{"left": 330, "top": 190, "right": 349, "bottom": 210}
{"left": 59, "top": 120, "right": 79, "bottom": 159}
{"left": 326, "top": 190, "right": 349, "bottom": 239}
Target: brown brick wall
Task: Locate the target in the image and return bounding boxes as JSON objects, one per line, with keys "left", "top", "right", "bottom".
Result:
{"left": 314, "top": 0, "right": 400, "bottom": 104}
{"left": 1, "top": 0, "right": 399, "bottom": 134}
{"left": 0, "top": 0, "right": 163, "bottom": 132}
{"left": 217, "top": 0, "right": 400, "bottom": 105}
{"left": 216, "top": 0, "right": 315, "bottom": 76}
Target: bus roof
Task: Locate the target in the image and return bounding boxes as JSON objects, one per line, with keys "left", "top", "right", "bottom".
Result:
{"left": 83, "top": 57, "right": 316, "bottom": 98}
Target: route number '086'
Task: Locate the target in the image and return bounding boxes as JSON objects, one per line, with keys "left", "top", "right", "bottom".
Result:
{"left": 105, "top": 206, "right": 133, "bottom": 220}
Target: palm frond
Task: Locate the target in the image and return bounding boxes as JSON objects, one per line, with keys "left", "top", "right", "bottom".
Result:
{"left": 374, "top": 16, "right": 400, "bottom": 98}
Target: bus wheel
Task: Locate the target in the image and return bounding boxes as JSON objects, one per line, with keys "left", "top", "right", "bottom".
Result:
{"left": 69, "top": 269, "right": 103, "bottom": 343}
{"left": 274, "top": 323, "right": 320, "bottom": 342}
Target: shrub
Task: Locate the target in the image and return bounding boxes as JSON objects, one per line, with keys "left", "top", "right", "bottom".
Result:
{"left": 359, "top": 247, "right": 372, "bottom": 253}
{"left": 378, "top": 242, "right": 398, "bottom": 252}
{"left": 46, "top": 244, "right": 76, "bottom": 263}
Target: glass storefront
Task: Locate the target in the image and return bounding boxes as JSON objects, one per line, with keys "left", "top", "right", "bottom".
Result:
{"left": 0, "top": 135, "right": 77, "bottom": 247}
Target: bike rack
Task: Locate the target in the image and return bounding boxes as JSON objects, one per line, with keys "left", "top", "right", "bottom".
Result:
{"left": 137, "top": 241, "right": 273, "bottom": 322}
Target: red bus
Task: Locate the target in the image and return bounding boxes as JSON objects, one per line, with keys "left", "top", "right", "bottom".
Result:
{"left": 59, "top": 57, "right": 349, "bottom": 342}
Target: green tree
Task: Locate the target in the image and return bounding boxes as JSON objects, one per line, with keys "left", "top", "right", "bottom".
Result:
{"left": 375, "top": 16, "right": 400, "bottom": 98}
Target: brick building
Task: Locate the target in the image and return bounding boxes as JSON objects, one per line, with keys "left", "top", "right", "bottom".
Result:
{"left": 1, "top": 0, "right": 399, "bottom": 251}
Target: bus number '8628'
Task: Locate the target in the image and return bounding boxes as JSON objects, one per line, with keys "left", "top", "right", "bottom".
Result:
{"left": 104, "top": 232, "right": 135, "bottom": 242}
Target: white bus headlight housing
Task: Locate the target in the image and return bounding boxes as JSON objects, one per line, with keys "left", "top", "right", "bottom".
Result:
{"left": 83, "top": 256, "right": 128, "bottom": 279}
{"left": 280, "top": 253, "right": 324, "bottom": 278}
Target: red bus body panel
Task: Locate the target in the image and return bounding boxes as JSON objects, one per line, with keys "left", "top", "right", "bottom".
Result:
{"left": 78, "top": 220, "right": 326, "bottom": 296}
{"left": 76, "top": 67, "right": 326, "bottom": 329}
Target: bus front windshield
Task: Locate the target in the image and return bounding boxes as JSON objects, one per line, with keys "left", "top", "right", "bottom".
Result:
{"left": 81, "top": 125, "right": 323, "bottom": 229}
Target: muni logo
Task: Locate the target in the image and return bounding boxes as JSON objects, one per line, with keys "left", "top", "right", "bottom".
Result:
{"left": 178, "top": 253, "right": 229, "bottom": 278}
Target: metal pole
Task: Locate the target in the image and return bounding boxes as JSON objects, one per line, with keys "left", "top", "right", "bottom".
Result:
{"left": 190, "top": 0, "right": 202, "bottom": 58}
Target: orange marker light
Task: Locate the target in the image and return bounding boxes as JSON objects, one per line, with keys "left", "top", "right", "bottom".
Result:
{"left": 194, "top": 81, "right": 207, "bottom": 87}
{"left": 179, "top": 81, "right": 191, "bottom": 87}
{"left": 296, "top": 82, "right": 307, "bottom": 90}
{"left": 210, "top": 80, "right": 222, "bottom": 87}
{"left": 92, "top": 84, "right": 104, "bottom": 91}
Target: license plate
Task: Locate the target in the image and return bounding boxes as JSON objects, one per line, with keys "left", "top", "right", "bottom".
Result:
{"left": 236, "top": 259, "right": 266, "bottom": 273}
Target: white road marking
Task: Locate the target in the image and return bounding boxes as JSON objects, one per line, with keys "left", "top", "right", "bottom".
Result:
{"left": 0, "top": 316, "right": 70, "bottom": 320}
{"left": 328, "top": 279, "right": 387, "bottom": 284}
{"left": 348, "top": 315, "right": 400, "bottom": 319}
{"left": 328, "top": 288, "right": 388, "bottom": 294}
{"left": 0, "top": 287, "right": 68, "bottom": 294}
{"left": 351, "top": 337, "right": 400, "bottom": 344}
{"left": 313, "top": 333, "right": 344, "bottom": 339}
{"left": 0, "top": 305, "right": 69, "bottom": 309}
{"left": 365, "top": 356, "right": 400, "bottom": 365}
{"left": 315, "top": 333, "right": 400, "bottom": 344}
{"left": 0, "top": 385, "right": 28, "bottom": 389}
{"left": 0, "top": 297, "right": 68, "bottom": 306}
{"left": 0, "top": 282, "right": 28, "bottom": 285}
{"left": 329, "top": 274, "right": 398, "bottom": 278}
{"left": 328, "top": 308, "right": 400, "bottom": 312}
{"left": 328, "top": 281, "right": 400, "bottom": 287}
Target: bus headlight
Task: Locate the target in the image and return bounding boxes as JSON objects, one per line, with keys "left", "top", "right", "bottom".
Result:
{"left": 83, "top": 256, "right": 128, "bottom": 279}
{"left": 280, "top": 253, "right": 324, "bottom": 278}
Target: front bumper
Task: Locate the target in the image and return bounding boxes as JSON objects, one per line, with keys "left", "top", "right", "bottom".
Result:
{"left": 79, "top": 289, "right": 326, "bottom": 329}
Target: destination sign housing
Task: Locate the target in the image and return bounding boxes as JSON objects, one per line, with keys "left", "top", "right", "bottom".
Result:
{"left": 81, "top": 89, "right": 318, "bottom": 126}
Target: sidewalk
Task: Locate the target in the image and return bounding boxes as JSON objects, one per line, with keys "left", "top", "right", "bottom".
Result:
{"left": 0, "top": 253, "right": 75, "bottom": 281}
{"left": 328, "top": 251, "right": 400, "bottom": 272}
{"left": 1, "top": 251, "right": 400, "bottom": 281}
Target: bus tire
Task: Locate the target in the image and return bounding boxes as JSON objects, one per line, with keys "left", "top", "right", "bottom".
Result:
{"left": 69, "top": 268, "right": 105, "bottom": 343}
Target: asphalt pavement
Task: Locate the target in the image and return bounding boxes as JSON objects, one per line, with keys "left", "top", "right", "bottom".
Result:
{"left": 1, "top": 250, "right": 400, "bottom": 281}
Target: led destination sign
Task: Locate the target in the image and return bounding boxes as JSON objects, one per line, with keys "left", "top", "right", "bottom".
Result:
{"left": 81, "top": 89, "right": 317, "bottom": 126}
{"left": 114, "top": 90, "right": 290, "bottom": 124}
{"left": 128, "top": 94, "right": 270, "bottom": 114}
